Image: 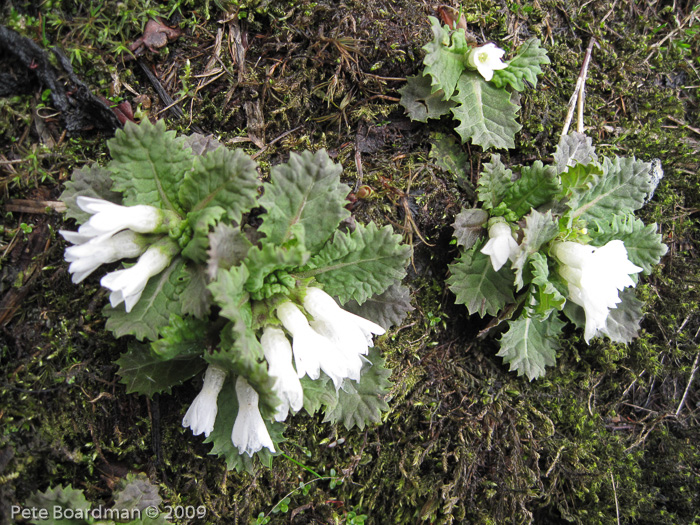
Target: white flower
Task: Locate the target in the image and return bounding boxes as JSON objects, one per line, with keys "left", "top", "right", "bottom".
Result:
{"left": 182, "top": 365, "right": 227, "bottom": 437}
{"left": 74, "top": 196, "right": 172, "bottom": 239}
{"left": 100, "top": 238, "right": 179, "bottom": 312}
{"left": 467, "top": 43, "right": 508, "bottom": 81}
{"left": 275, "top": 301, "right": 352, "bottom": 389}
{"left": 231, "top": 377, "right": 275, "bottom": 456}
{"left": 303, "top": 287, "right": 385, "bottom": 381}
{"left": 480, "top": 222, "right": 518, "bottom": 272}
{"left": 60, "top": 229, "right": 150, "bottom": 283}
{"left": 553, "top": 240, "right": 643, "bottom": 342}
{"left": 260, "top": 327, "right": 304, "bottom": 422}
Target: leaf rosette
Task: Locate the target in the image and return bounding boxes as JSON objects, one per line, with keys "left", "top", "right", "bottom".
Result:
{"left": 60, "top": 120, "right": 413, "bottom": 470}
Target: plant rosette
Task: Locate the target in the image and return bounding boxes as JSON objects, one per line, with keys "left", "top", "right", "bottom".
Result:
{"left": 60, "top": 120, "right": 413, "bottom": 471}
{"left": 447, "top": 133, "right": 668, "bottom": 380}
{"left": 399, "top": 16, "right": 550, "bottom": 151}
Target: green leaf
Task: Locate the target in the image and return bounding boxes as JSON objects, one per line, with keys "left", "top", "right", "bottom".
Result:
{"left": 116, "top": 342, "right": 206, "bottom": 396}
{"left": 258, "top": 150, "right": 350, "bottom": 253}
{"left": 451, "top": 72, "right": 522, "bottom": 150}
{"left": 307, "top": 222, "right": 411, "bottom": 305}
{"left": 501, "top": 161, "right": 560, "bottom": 218}
{"left": 60, "top": 164, "right": 122, "bottom": 223}
{"left": 243, "top": 236, "right": 310, "bottom": 297}
{"left": 179, "top": 146, "right": 259, "bottom": 220}
{"left": 477, "top": 154, "right": 514, "bottom": 209}
{"left": 588, "top": 214, "right": 668, "bottom": 274}
{"left": 25, "top": 485, "right": 91, "bottom": 525}
{"left": 560, "top": 162, "right": 602, "bottom": 198}
{"left": 529, "top": 252, "right": 566, "bottom": 318}
{"left": 181, "top": 206, "right": 227, "bottom": 263}
{"left": 496, "top": 314, "right": 565, "bottom": 381}
{"left": 491, "top": 38, "right": 550, "bottom": 92}
{"left": 204, "top": 376, "right": 285, "bottom": 472}
{"left": 553, "top": 132, "right": 598, "bottom": 174}
{"left": 429, "top": 132, "right": 471, "bottom": 185}
{"left": 447, "top": 241, "right": 516, "bottom": 317}
{"left": 104, "top": 258, "right": 187, "bottom": 341}
{"left": 150, "top": 315, "right": 209, "bottom": 360}
{"left": 342, "top": 282, "right": 414, "bottom": 331}
{"left": 452, "top": 207, "right": 488, "bottom": 249}
{"left": 179, "top": 264, "right": 211, "bottom": 318}
{"left": 599, "top": 288, "right": 644, "bottom": 343}
{"left": 108, "top": 119, "right": 193, "bottom": 213}
{"left": 207, "top": 222, "right": 253, "bottom": 279}
{"left": 422, "top": 17, "right": 470, "bottom": 100}
{"left": 322, "top": 348, "right": 392, "bottom": 430}
{"left": 569, "top": 156, "right": 652, "bottom": 222}
{"left": 301, "top": 375, "right": 338, "bottom": 416}
{"left": 399, "top": 75, "right": 456, "bottom": 122}
{"left": 510, "top": 210, "right": 559, "bottom": 290}
{"left": 208, "top": 264, "right": 250, "bottom": 322}
{"left": 113, "top": 473, "right": 162, "bottom": 513}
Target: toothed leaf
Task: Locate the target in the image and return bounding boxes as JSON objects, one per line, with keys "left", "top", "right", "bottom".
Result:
{"left": 399, "top": 75, "right": 456, "bottom": 122}
{"left": 491, "top": 38, "right": 550, "bottom": 92}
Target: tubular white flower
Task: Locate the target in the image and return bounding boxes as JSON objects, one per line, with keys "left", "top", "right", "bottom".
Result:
{"left": 275, "top": 301, "right": 352, "bottom": 389}
{"left": 100, "top": 238, "right": 179, "bottom": 312}
{"left": 75, "top": 196, "right": 173, "bottom": 239}
{"left": 303, "top": 287, "right": 385, "bottom": 381}
{"left": 261, "top": 327, "right": 304, "bottom": 422}
{"left": 61, "top": 229, "right": 150, "bottom": 283}
{"left": 231, "top": 377, "right": 275, "bottom": 456}
{"left": 467, "top": 43, "right": 508, "bottom": 81}
{"left": 182, "top": 365, "right": 227, "bottom": 437}
{"left": 480, "top": 222, "right": 519, "bottom": 272}
{"left": 553, "top": 240, "right": 642, "bottom": 342}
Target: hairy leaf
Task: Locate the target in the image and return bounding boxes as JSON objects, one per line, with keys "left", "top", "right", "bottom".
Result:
{"left": 181, "top": 206, "right": 227, "bottom": 263}
{"left": 560, "top": 162, "right": 602, "bottom": 198}
{"left": 496, "top": 314, "right": 564, "bottom": 380}
{"left": 491, "top": 38, "right": 550, "bottom": 92}
{"left": 258, "top": 150, "right": 350, "bottom": 253}
{"left": 183, "top": 133, "right": 223, "bottom": 156}
{"left": 553, "top": 132, "right": 598, "bottom": 174}
{"left": 447, "top": 242, "right": 515, "bottom": 317}
{"left": 529, "top": 252, "right": 566, "bottom": 318}
{"left": 342, "top": 282, "right": 414, "bottom": 330}
{"left": 511, "top": 210, "right": 559, "bottom": 289}
{"left": 501, "top": 161, "right": 560, "bottom": 218}
{"left": 108, "top": 119, "right": 192, "bottom": 213}
{"left": 569, "top": 156, "right": 652, "bottom": 222}
{"left": 429, "top": 132, "right": 472, "bottom": 193}
{"left": 60, "top": 164, "right": 122, "bottom": 223}
{"left": 588, "top": 214, "right": 668, "bottom": 274}
{"left": 307, "top": 222, "right": 411, "bottom": 305}
{"left": 477, "top": 154, "right": 514, "bottom": 209}
{"left": 207, "top": 222, "right": 252, "bottom": 280}
{"left": 113, "top": 473, "right": 162, "bottom": 513}
{"left": 301, "top": 375, "right": 338, "bottom": 416}
{"left": 180, "top": 146, "right": 258, "bottom": 220}
{"left": 179, "top": 264, "right": 211, "bottom": 318}
{"left": 422, "top": 17, "right": 470, "bottom": 100}
{"left": 104, "top": 258, "right": 187, "bottom": 341}
{"left": 322, "top": 348, "right": 392, "bottom": 430}
{"left": 399, "top": 75, "right": 456, "bottom": 122}
{"left": 452, "top": 207, "right": 488, "bottom": 249}
{"left": 208, "top": 265, "right": 250, "bottom": 322}
{"left": 116, "top": 342, "right": 205, "bottom": 396}
{"left": 150, "top": 315, "right": 208, "bottom": 360}
{"left": 451, "top": 73, "right": 522, "bottom": 150}
{"left": 25, "top": 485, "right": 91, "bottom": 525}
{"left": 599, "top": 288, "right": 644, "bottom": 343}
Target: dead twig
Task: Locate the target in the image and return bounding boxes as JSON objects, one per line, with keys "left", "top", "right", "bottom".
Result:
{"left": 560, "top": 38, "right": 597, "bottom": 141}
{"left": 4, "top": 199, "right": 66, "bottom": 214}
{"left": 675, "top": 348, "right": 700, "bottom": 417}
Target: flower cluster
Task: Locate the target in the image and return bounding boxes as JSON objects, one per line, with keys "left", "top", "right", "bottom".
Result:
{"left": 60, "top": 196, "right": 181, "bottom": 312}
{"left": 181, "top": 287, "right": 385, "bottom": 456}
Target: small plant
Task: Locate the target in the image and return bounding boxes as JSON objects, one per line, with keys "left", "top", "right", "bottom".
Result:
{"left": 60, "top": 120, "right": 412, "bottom": 470}
{"left": 399, "top": 16, "right": 550, "bottom": 150}
{"left": 447, "top": 133, "right": 667, "bottom": 380}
